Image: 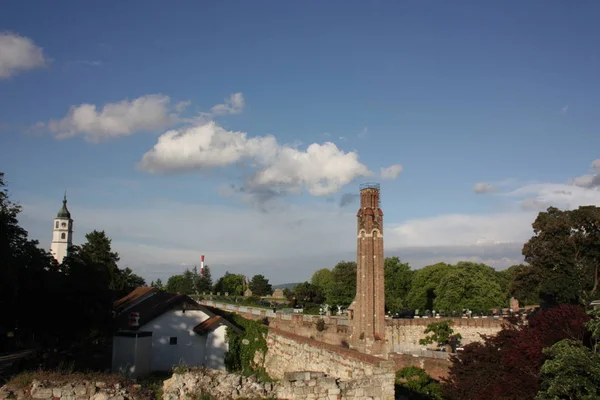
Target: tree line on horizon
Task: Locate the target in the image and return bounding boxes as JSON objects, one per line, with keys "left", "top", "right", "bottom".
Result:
{"left": 153, "top": 205, "right": 600, "bottom": 317}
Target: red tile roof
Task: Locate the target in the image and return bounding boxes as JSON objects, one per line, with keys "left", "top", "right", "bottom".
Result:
{"left": 113, "top": 288, "right": 243, "bottom": 335}
{"left": 113, "top": 286, "right": 158, "bottom": 314}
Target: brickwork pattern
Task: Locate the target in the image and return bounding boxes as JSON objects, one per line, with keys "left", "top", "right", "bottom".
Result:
{"left": 353, "top": 187, "right": 386, "bottom": 347}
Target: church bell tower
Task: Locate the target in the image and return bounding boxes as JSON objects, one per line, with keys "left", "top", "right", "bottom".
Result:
{"left": 351, "top": 182, "right": 386, "bottom": 351}
{"left": 50, "top": 193, "right": 73, "bottom": 264}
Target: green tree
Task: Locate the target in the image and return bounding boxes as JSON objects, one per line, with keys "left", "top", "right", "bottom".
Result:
{"left": 523, "top": 206, "right": 600, "bottom": 306}
{"left": 197, "top": 265, "right": 213, "bottom": 293}
{"left": 249, "top": 274, "right": 272, "bottom": 296}
{"left": 166, "top": 272, "right": 193, "bottom": 294}
{"left": 407, "top": 263, "right": 453, "bottom": 311}
{"left": 311, "top": 268, "right": 333, "bottom": 294}
{"left": 213, "top": 272, "right": 245, "bottom": 296}
{"left": 384, "top": 256, "right": 413, "bottom": 312}
{"left": 327, "top": 261, "right": 357, "bottom": 307}
{"left": 419, "top": 320, "right": 462, "bottom": 352}
{"left": 395, "top": 367, "right": 443, "bottom": 400}
{"left": 292, "top": 282, "right": 325, "bottom": 305}
{"left": 77, "top": 230, "right": 145, "bottom": 297}
{"left": 536, "top": 339, "right": 600, "bottom": 400}
{"left": 434, "top": 262, "right": 505, "bottom": 312}
{"left": 150, "top": 278, "right": 164, "bottom": 290}
{"left": 507, "top": 264, "right": 543, "bottom": 306}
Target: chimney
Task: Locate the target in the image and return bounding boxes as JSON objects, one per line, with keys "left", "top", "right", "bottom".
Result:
{"left": 128, "top": 312, "right": 140, "bottom": 328}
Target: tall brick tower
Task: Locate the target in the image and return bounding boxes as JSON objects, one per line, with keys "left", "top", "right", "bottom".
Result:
{"left": 351, "top": 182, "right": 386, "bottom": 350}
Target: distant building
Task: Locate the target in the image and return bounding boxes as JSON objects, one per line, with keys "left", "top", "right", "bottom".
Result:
{"left": 272, "top": 289, "right": 285, "bottom": 299}
{"left": 50, "top": 193, "right": 73, "bottom": 264}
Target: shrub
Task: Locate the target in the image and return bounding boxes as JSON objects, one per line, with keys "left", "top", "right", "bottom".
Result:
{"left": 315, "top": 318, "right": 326, "bottom": 332}
{"left": 419, "top": 320, "right": 461, "bottom": 351}
{"left": 442, "top": 304, "right": 590, "bottom": 400}
{"left": 395, "top": 367, "right": 443, "bottom": 400}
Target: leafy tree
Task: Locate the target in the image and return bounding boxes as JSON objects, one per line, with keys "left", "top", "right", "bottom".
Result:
{"left": 395, "top": 367, "right": 443, "bottom": 400}
{"left": 310, "top": 268, "right": 333, "bottom": 294}
{"left": 150, "top": 278, "right": 164, "bottom": 290}
{"left": 384, "top": 257, "right": 413, "bottom": 312}
{"left": 535, "top": 339, "right": 600, "bottom": 400}
{"left": 419, "top": 321, "right": 462, "bottom": 352}
{"left": 77, "top": 230, "right": 145, "bottom": 297}
{"left": 507, "top": 264, "right": 543, "bottom": 306}
{"left": 435, "top": 262, "right": 505, "bottom": 312}
{"left": 327, "top": 261, "right": 356, "bottom": 307}
{"left": 407, "top": 263, "right": 453, "bottom": 311}
{"left": 249, "top": 274, "right": 272, "bottom": 296}
{"left": 213, "top": 272, "right": 245, "bottom": 296}
{"left": 523, "top": 206, "right": 600, "bottom": 306}
{"left": 166, "top": 272, "right": 194, "bottom": 294}
{"left": 292, "top": 282, "right": 325, "bottom": 305}
{"left": 443, "top": 304, "right": 591, "bottom": 400}
{"left": 197, "top": 264, "right": 213, "bottom": 293}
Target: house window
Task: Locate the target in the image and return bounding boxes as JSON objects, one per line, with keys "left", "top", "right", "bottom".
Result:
{"left": 61, "top": 233, "right": 66, "bottom": 239}
{"left": 169, "top": 337, "right": 177, "bottom": 345}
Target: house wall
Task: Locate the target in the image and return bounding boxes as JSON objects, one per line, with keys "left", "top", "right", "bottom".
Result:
{"left": 139, "top": 310, "right": 228, "bottom": 372}
{"left": 111, "top": 332, "right": 152, "bottom": 378}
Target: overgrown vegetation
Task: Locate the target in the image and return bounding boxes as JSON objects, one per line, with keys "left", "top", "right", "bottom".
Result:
{"left": 223, "top": 314, "right": 271, "bottom": 380}
{"left": 395, "top": 367, "right": 443, "bottom": 400}
{"left": 419, "top": 321, "right": 462, "bottom": 352}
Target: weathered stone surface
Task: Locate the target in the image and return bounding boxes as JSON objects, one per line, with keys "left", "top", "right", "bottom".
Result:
{"left": 0, "top": 378, "right": 139, "bottom": 400}
{"left": 162, "top": 368, "right": 395, "bottom": 400}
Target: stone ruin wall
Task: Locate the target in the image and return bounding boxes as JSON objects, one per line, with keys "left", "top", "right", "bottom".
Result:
{"left": 201, "top": 301, "right": 505, "bottom": 351}
{"left": 0, "top": 379, "right": 140, "bottom": 400}
{"left": 263, "top": 327, "right": 396, "bottom": 399}
{"left": 264, "top": 327, "right": 395, "bottom": 381}
{"left": 387, "top": 317, "right": 505, "bottom": 353}
{"left": 163, "top": 369, "right": 395, "bottom": 400}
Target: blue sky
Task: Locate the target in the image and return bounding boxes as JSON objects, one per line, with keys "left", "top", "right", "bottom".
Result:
{"left": 1, "top": 1, "right": 600, "bottom": 284}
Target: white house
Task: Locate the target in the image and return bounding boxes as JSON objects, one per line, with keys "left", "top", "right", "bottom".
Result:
{"left": 112, "top": 287, "right": 242, "bottom": 377}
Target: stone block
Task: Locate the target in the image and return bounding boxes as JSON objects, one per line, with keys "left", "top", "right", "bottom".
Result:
{"left": 92, "top": 393, "right": 109, "bottom": 400}
{"left": 31, "top": 387, "right": 53, "bottom": 399}
{"left": 52, "top": 388, "right": 62, "bottom": 397}
{"left": 74, "top": 385, "right": 87, "bottom": 396}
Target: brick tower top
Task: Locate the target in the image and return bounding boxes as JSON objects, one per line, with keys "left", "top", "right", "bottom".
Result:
{"left": 359, "top": 182, "right": 380, "bottom": 208}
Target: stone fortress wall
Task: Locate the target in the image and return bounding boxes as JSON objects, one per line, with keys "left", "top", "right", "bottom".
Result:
{"left": 201, "top": 300, "right": 504, "bottom": 353}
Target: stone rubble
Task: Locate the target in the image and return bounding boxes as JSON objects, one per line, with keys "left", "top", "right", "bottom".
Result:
{"left": 162, "top": 369, "right": 396, "bottom": 400}
{"left": 0, "top": 379, "right": 141, "bottom": 400}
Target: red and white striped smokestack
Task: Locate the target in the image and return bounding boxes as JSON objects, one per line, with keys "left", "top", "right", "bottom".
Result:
{"left": 200, "top": 255, "right": 205, "bottom": 275}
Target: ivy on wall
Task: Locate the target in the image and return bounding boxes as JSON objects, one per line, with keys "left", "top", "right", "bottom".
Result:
{"left": 224, "top": 314, "right": 270, "bottom": 378}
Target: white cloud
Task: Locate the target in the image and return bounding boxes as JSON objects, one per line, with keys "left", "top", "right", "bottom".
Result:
{"left": 0, "top": 32, "right": 48, "bottom": 79}
{"left": 569, "top": 158, "right": 600, "bottom": 189}
{"left": 358, "top": 127, "right": 369, "bottom": 139}
{"left": 560, "top": 105, "right": 569, "bottom": 115}
{"left": 387, "top": 212, "right": 534, "bottom": 248}
{"left": 210, "top": 92, "right": 245, "bottom": 116}
{"left": 473, "top": 182, "right": 496, "bottom": 194}
{"left": 18, "top": 158, "right": 600, "bottom": 283}
{"left": 380, "top": 164, "right": 403, "bottom": 180}
{"left": 139, "top": 121, "right": 372, "bottom": 197}
{"left": 48, "top": 94, "right": 178, "bottom": 142}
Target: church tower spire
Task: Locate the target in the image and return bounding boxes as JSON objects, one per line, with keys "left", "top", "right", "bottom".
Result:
{"left": 351, "top": 182, "right": 386, "bottom": 353}
{"left": 50, "top": 192, "right": 73, "bottom": 264}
